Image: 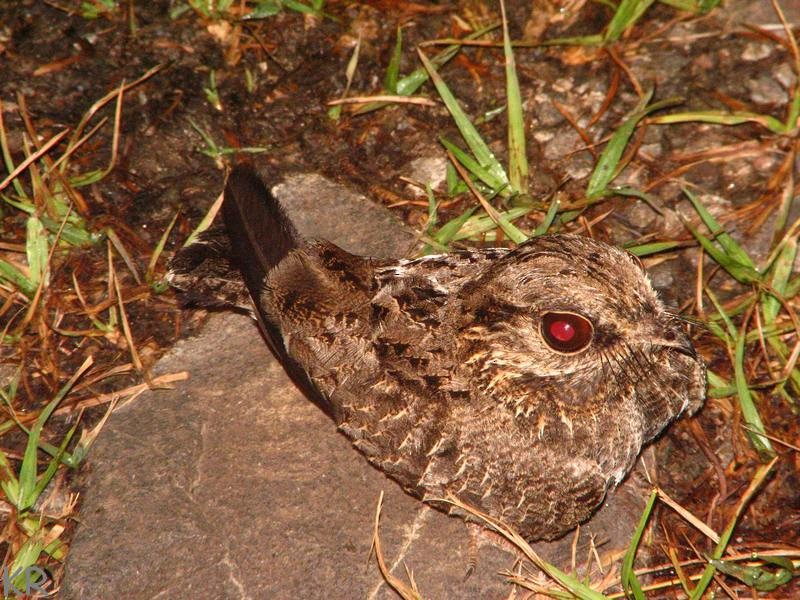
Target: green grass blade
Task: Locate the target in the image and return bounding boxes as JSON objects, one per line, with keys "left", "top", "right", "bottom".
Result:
{"left": 541, "top": 34, "right": 605, "bottom": 46}
{"left": 475, "top": 104, "right": 506, "bottom": 125}
{"left": 1, "top": 366, "right": 20, "bottom": 403}
{"left": 0, "top": 106, "right": 28, "bottom": 200}
{"left": 0, "top": 259, "right": 37, "bottom": 297}
{"left": 440, "top": 137, "right": 507, "bottom": 193}
{"left": 587, "top": 91, "right": 683, "bottom": 199}
{"left": 658, "top": 0, "right": 720, "bottom": 12}
{"left": 682, "top": 218, "right": 760, "bottom": 284}
{"left": 282, "top": 0, "right": 320, "bottom": 16}
{"left": 624, "top": 240, "right": 684, "bottom": 256}
{"left": 204, "top": 70, "right": 221, "bottom": 111}
{"left": 733, "top": 322, "right": 775, "bottom": 460}
{"left": 533, "top": 563, "right": 609, "bottom": 599}
{"left": 419, "top": 49, "right": 510, "bottom": 193}
{"left": 452, "top": 206, "right": 532, "bottom": 242}
{"left": 25, "top": 436, "right": 77, "bottom": 468}
{"left": 621, "top": 488, "right": 657, "bottom": 600}
{"left": 432, "top": 206, "right": 477, "bottom": 248}
{"left": 32, "top": 419, "right": 79, "bottom": 501}
{"left": 445, "top": 494, "right": 610, "bottom": 600}
{"left": 762, "top": 234, "right": 797, "bottom": 324}
{"left": 699, "top": 0, "right": 722, "bottom": 10}
{"left": 1, "top": 378, "right": 78, "bottom": 467}
{"left": 709, "top": 558, "right": 794, "bottom": 591}
{"left": 398, "top": 24, "right": 498, "bottom": 96}
{"left": 445, "top": 162, "right": 468, "bottom": 197}
{"left": 785, "top": 87, "right": 800, "bottom": 132}
{"left": 491, "top": 211, "right": 528, "bottom": 245}
{"left": 532, "top": 197, "right": 560, "bottom": 237}
{"left": 356, "top": 23, "right": 499, "bottom": 115}
{"left": 25, "top": 215, "right": 49, "bottom": 289}
{"left": 188, "top": 118, "right": 219, "bottom": 155}
{"left": 683, "top": 188, "right": 756, "bottom": 269}
{"left": 605, "top": 0, "right": 655, "bottom": 43}
{"left": 8, "top": 536, "right": 45, "bottom": 592}
{"left": 689, "top": 458, "right": 777, "bottom": 598}
{"left": 651, "top": 110, "right": 787, "bottom": 134}
{"left": 244, "top": 1, "right": 282, "bottom": 19}
{"left": 67, "top": 168, "right": 108, "bottom": 187}
{"left": 384, "top": 27, "right": 402, "bottom": 94}
{"left": 704, "top": 286, "right": 736, "bottom": 339}
{"left": 0, "top": 450, "right": 20, "bottom": 507}
{"left": 705, "top": 320, "right": 730, "bottom": 344}
{"left": 500, "top": 0, "right": 528, "bottom": 196}
{"left": 1, "top": 193, "right": 35, "bottom": 213}
{"left": 610, "top": 185, "right": 664, "bottom": 213}
{"left": 707, "top": 369, "right": 735, "bottom": 398}
{"left": 39, "top": 215, "right": 101, "bottom": 247}
{"left": 17, "top": 356, "right": 92, "bottom": 511}
{"left": 786, "top": 272, "right": 800, "bottom": 298}
{"left": 147, "top": 209, "right": 180, "bottom": 286}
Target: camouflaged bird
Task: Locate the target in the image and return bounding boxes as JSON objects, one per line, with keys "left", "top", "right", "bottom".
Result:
{"left": 168, "top": 166, "right": 706, "bottom": 541}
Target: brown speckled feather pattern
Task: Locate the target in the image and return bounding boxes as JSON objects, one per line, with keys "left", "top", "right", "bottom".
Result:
{"left": 168, "top": 167, "right": 706, "bottom": 541}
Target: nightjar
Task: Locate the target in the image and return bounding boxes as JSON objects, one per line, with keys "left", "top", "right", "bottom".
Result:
{"left": 168, "top": 166, "right": 706, "bottom": 541}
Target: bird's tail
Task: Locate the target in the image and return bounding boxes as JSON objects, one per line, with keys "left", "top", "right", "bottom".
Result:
{"left": 169, "top": 166, "right": 346, "bottom": 419}
{"left": 221, "top": 166, "right": 303, "bottom": 297}
{"left": 220, "top": 167, "right": 336, "bottom": 417}
{"left": 166, "top": 166, "right": 302, "bottom": 312}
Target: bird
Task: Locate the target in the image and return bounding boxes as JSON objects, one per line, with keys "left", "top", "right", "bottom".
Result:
{"left": 167, "top": 166, "right": 706, "bottom": 542}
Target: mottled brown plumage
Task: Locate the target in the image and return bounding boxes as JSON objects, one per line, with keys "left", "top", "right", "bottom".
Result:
{"left": 168, "top": 166, "right": 706, "bottom": 541}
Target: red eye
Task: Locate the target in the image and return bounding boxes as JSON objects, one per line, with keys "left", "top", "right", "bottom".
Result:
{"left": 541, "top": 312, "right": 594, "bottom": 353}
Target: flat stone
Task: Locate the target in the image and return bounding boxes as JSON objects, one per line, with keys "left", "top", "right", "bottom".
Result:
{"left": 63, "top": 171, "right": 651, "bottom": 599}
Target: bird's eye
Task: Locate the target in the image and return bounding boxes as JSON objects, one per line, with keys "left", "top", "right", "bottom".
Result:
{"left": 541, "top": 312, "right": 594, "bottom": 353}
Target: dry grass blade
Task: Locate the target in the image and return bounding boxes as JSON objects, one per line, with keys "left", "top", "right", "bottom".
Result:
{"left": 0, "top": 128, "right": 69, "bottom": 193}
{"left": 98, "top": 83, "right": 124, "bottom": 179}
{"left": 439, "top": 495, "right": 607, "bottom": 599}
{"left": 64, "top": 63, "right": 163, "bottom": 158}
{"left": 45, "top": 116, "right": 108, "bottom": 177}
{"left": 656, "top": 488, "right": 720, "bottom": 543}
{"left": 147, "top": 210, "right": 180, "bottom": 283}
{"left": 689, "top": 457, "right": 780, "bottom": 599}
{"left": 664, "top": 535, "right": 693, "bottom": 597}
{"left": 327, "top": 95, "right": 437, "bottom": 106}
{"left": 741, "top": 424, "right": 800, "bottom": 452}
{"left": 328, "top": 34, "right": 361, "bottom": 120}
{"left": 18, "top": 203, "right": 73, "bottom": 332}
{"left": 106, "top": 228, "right": 142, "bottom": 285}
{"left": 371, "top": 491, "right": 423, "bottom": 600}
{"left": 110, "top": 245, "right": 143, "bottom": 373}
{"left": 184, "top": 189, "right": 225, "bottom": 247}
{"left": 54, "top": 371, "right": 189, "bottom": 415}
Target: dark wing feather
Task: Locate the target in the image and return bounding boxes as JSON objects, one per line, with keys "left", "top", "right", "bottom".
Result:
{"left": 221, "top": 166, "right": 303, "bottom": 293}
{"left": 221, "top": 166, "right": 339, "bottom": 417}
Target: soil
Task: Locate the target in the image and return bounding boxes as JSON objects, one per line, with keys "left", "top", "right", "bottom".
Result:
{"left": 1, "top": 0, "right": 799, "bottom": 596}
